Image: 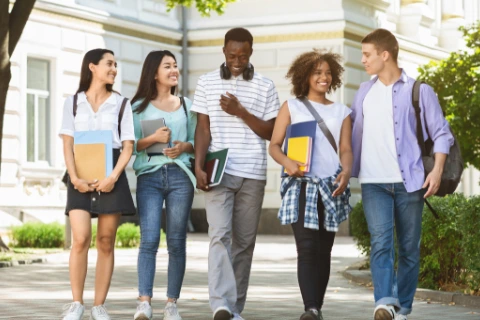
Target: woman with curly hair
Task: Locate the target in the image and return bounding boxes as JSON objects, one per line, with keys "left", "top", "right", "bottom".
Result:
{"left": 268, "top": 50, "right": 353, "bottom": 320}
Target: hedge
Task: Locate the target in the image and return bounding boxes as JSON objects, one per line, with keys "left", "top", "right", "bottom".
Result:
{"left": 350, "top": 194, "right": 480, "bottom": 294}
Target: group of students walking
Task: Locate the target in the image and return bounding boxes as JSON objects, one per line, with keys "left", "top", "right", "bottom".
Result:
{"left": 59, "top": 27, "right": 454, "bottom": 320}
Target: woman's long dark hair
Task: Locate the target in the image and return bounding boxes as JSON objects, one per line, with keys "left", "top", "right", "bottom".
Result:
{"left": 76, "top": 48, "right": 115, "bottom": 94}
{"left": 132, "top": 50, "right": 177, "bottom": 114}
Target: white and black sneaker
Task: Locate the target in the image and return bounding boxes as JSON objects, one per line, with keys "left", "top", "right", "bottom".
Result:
{"left": 374, "top": 305, "right": 396, "bottom": 320}
{"left": 213, "top": 306, "right": 232, "bottom": 320}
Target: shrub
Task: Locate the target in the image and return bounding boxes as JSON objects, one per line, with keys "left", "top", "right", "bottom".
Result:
{"left": 10, "top": 222, "right": 64, "bottom": 248}
{"left": 90, "top": 224, "right": 97, "bottom": 248}
{"left": 116, "top": 223, "right": 140, "bottom": 248}
{"left": 350, "top": 194, "right": 480, "bottom": 294}
{"left": 349, "top": 201, "right": 371, "bottom": 256}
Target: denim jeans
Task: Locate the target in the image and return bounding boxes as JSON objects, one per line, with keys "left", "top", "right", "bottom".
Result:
{"left": 361, "top": 183, "right": 425, "bottom": 315}
{"left": 136, "top": 164, "right": 194, "bottom": 299}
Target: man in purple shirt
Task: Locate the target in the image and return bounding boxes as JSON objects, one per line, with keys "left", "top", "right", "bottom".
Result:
{"left": 351, "top": 29, "right": 454, "bottom": 320}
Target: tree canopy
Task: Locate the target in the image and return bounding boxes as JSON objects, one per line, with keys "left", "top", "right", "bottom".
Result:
{"left": 165, "top": 0, "right": 236, "bottom": 16}
{"left": 418, "top": 22, "right": 480, "bottom": 170}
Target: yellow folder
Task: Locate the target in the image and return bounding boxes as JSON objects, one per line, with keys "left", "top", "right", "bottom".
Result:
{"left": 74, "top": 143, "right": 106, "bottom": 181}
{"left": 285, "top": 136, "right": 312, "bottom": 173}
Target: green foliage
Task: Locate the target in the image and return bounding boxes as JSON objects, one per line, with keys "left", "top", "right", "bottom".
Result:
{"left": 165, "top": 0, "right": 237, "bottom": 16}
{"left": 418, "top": 22, "right": 480, "bottom": 170}
{"left": 349, "top": 201, "right": 371, "bottom": 256}
{"left": 115, "top": 223, "right": 140, "bottom": 248}
{"left": 90, "top": 223, "right": 97, "bottom": 248}
{"left": 10, "top": 222, "right": 64, "bottom": 248}
{"left": 350, "top": 194, "right": 480, "bottom": 294}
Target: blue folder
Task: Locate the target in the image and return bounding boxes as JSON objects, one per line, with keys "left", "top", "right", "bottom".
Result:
{"left": 74, "top": 130, "right": 113, "bottom": 176}
{"left": 282, "top": 120, "right": 317, "bottom": 176}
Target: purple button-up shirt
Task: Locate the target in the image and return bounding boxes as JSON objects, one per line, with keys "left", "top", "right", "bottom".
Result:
{"left": 351, "top": 70, "right": 454, "bottom": 192}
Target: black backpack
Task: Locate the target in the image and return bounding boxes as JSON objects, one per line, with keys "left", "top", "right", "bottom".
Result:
{"left": 412, "top": 81, "right": 464, "bottom": 215}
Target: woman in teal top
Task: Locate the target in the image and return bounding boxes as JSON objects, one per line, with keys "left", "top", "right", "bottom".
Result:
{"left": 130, "top": 50, "right": 197, "bottom": 320}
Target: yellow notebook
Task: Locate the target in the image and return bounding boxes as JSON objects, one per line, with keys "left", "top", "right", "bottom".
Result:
{"left": 74, "top": 143, "right": 106, "bottom": 181}
{"left": 285, "top": 136, "right": 312, "bottom": 173}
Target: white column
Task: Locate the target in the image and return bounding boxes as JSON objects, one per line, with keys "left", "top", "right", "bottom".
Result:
{"left": 397, "top": 0, "right": 436, "bottom": 45}
{"left": 439, "top": 0, "right": 465, "bottom": 50}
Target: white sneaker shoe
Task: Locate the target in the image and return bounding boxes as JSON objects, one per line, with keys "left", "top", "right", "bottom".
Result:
{"left": 134, "top": 301, "right": 153, "bottom": 320}
{"left": 395, "top": 315, "right": 408, "bottom": 320}
{"left": 62, "top": 302, "right": 85, "bottom": 320}
{"left": 164, "top": 301, "right": 182, "bottom": 320}
{"left": 213, "top": 306, "right": 232, "bottom": 320}
{"left": 233, "top": 313, "right": 245, "bottom": 320}
{"left": 374, "top": 305, "right": 396, "bottom": 320}
{"left": 90, "top": 304, "right": 111, "bottom": 320}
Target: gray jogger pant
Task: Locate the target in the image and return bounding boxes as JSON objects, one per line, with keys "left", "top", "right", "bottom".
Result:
{"left": 204, "top": 173, "right": 266, "bottom": 314}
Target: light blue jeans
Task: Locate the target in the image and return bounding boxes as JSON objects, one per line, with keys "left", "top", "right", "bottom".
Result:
{"left": 361, "top": 183, "right": 425, "bottom": 316}
{"left": 136, "top": 164, "right": 194, "bottom": 299}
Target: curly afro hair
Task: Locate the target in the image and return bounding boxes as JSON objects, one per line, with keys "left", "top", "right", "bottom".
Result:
{"left": 286, "top": 49, "right": 344, "bottom": 98}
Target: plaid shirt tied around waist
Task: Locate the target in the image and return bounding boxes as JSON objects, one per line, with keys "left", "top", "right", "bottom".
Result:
{"left": 278, "top": 167, "right": 352, "bottom": 232}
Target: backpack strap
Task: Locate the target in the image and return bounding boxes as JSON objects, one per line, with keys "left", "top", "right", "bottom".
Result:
{"left": 412, "top": 81, "right": 427, "bottom": 156}
{"left": 118, "top": 97, "right": 128, "bottom": 138}
{"left": 300, "top": 98, "right": 337, "bottom": 153}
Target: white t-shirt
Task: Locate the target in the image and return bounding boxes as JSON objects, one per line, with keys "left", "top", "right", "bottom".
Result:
{"left": 359, "top": 79, "right": 403, "bottom": 183}
{"left": 59, "top": 92, "right": 135, "bottom": 149}
{"left": 288, "top": 98, "right": 351, "bottom": 179}
{"left": 191, "top": 70, "right": 280, "bottom": 180}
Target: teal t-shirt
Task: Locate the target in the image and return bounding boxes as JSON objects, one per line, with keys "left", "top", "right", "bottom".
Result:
{"left": 132, "top": 97, "right": 197, "bottom": 187}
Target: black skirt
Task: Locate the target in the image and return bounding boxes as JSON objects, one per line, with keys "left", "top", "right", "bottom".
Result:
{"left": 65, "top": 149, "right": 136, "bottom": 218}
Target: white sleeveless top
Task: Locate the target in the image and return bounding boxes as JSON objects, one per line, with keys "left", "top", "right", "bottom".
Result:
{"left": 287, "top": 98, "right": 351, "bottom": 178}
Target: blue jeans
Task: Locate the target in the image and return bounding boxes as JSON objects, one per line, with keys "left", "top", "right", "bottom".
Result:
{"left": 136, "top": 164, "right": 194, "bottom": 299}
{"left": 361, "top": 183, "right": 425, "bottom": 316}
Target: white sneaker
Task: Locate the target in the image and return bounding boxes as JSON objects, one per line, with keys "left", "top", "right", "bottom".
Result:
{"left": 90, "top": 304, "right": 111, "bottom": 320}
{"left": 134, "top": 301, "right": 153, "bottom": 320}
{"left": 62, "top": 302, "right": 85, "bottom": 320}
{"left": 213, "top": 306, "right": 232, "bottom": 320}
{"left": 395, "top": 315, "right": 408, "bottom": 320}
{"left": 233, "top": 313, "right": 245, "bottom": 320}
{"left": 374, "top": 305, "right": 396, "bottom": 320}
{"left": 164, "top": 301, "right": 182, "bottom": 320}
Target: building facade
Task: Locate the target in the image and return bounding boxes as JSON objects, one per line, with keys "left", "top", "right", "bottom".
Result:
{"left": 1, "top": 0, "right": 479, "bottom": 230}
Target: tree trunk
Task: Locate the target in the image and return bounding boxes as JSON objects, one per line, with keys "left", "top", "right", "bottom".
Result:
{"left": 0, "top": 235, "right": 10, "bottom": 252}
{"left": 0, "top": 1, "right": 10, "bottom": 175}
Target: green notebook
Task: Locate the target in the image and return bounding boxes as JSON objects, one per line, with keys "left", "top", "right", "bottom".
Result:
{"left": 205, "top": 149, "right": 229, "bottom": 187}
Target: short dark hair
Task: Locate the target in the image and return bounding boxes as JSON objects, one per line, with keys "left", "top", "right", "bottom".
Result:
{"left": 224, "top": 28, "right": 253, "bottom": 47}
{"left": 362, "top": 28, "right": 399, "bottom": 63}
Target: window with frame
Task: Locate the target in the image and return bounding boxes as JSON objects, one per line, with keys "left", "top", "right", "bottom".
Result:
{"left": 26, "top": 58, "right": 51, "bottom": 164}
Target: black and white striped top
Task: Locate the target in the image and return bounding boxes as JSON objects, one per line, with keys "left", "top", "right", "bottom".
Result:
{"left": 191, "top": 69, "right": 280, "bottom": 180}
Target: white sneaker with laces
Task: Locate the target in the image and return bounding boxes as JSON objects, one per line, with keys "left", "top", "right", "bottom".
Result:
{"left": 164, "top": 301, "right": 182, "bottom": 320}
{"left": 374, "top": 305, "right": 396, "bottom": 320}
{"left": 90, "top": 304, "right": 111, "bottom": 320}
{"left": 395, "top": 314, "right": 408, "bottom": 320}
{"left": 233, "top": 313, "right": 245, "bottom": 320}
{"left": 62, "top": 301, "right": 85, "bottom": 320}
{"left": 134, "top": 301, "right": 153, "bottom": 320}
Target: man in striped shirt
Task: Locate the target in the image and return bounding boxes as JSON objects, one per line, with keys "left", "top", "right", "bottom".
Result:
{"left": 191, "top": 27, "right": 280, "bottom": 320}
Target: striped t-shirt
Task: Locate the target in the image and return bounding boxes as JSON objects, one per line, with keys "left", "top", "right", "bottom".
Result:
{"left": 191, "top": 69, "right": 280, "bottom": 180}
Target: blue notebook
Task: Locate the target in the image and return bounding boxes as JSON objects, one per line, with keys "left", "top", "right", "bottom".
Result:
{"left": 282, "top": 120, "right": 317, "bottom": 176}
{"left": 74, "top": 130, "right": 113, "bottom": 176}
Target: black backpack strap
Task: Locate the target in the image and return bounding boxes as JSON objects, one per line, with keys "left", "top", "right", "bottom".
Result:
{"left": 424, "top": 199, "right": 440, "bottom": 219}
{"left": 73, "top": 93, "right": 78, "bottom": 117}
{"left": 300, "top": 98, "right": 337, "bottom": 153}
{"left": 412, "top": 81, "right": 427, "bottom": 156}
{"left": 118, "top": 97, "right": 128, "bottom": 138}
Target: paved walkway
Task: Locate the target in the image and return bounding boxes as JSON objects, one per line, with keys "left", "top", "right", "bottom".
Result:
{"left": 0, "top": 234, "right": 479, "bottom": 319}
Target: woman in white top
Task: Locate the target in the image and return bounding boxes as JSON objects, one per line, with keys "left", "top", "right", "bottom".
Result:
{"left": 59, "top": 48, "right": 136, "bottom": 320}
{"left": 269, "top": 50, "right": 353, "bottom": 320}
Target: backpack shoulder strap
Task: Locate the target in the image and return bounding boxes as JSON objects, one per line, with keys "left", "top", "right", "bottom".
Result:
{"left": 118, "top": 97, "right": 128, "bottom": 138}
{"left": 412, "top": 81, "right": 427, "bottom": 156}
{"left": 73, "top": 93, "right": 78, "bottom": 117}
{"left": 181, "top": 96, "right": 187, "bottom": 117}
